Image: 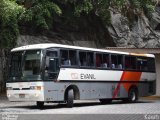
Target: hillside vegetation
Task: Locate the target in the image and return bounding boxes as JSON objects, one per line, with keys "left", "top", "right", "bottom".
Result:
{"left": 0, "top": 0, "right": 157, "bottom": 48}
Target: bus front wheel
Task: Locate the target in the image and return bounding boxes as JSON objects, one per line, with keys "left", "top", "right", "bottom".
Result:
{"left": 36, "top": 101, "right": 44, "bottom": 108}
{"left": 66, "top": 89, "right": 74, "bottom": 108}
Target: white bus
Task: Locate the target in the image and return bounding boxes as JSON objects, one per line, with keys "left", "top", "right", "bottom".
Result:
{"left": 6, "top": 43, "right": 156, "bottom": 108}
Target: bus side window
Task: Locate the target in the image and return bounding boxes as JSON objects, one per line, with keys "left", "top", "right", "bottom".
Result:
{"left": 111, "top": 55, "right": 123, "bottom": 69}
{"left": 102, "top": 54, "right": 109, "bottom": 68}
{"left": 125, "top": 56, "right": 136, "bottom": 70}
{"left": 137, "top": 57, "right": 148, "bottom": 71}
{"left": 60, "top": 50, "right": 69, "bottom": 66}
{"left": 87, "top": 52, "right": 94, "bottom": 67}
{"left": 79, "top": 52, "right": 86, "bottom": 66}
{"left": 147, "top": 58, "right": 155, "bottom": 72}
{"left": 117, "top": 55, "right": 123, "bottom": 69}
{"left": 96, "top": 53, "right": 109, "bottom": 68}
{"left": 79, "top": 51, "right": 94, "bottom": 67}
{"left": 96, "top": 54, "right": 102, "bottom": 67}
{"left": 69, "top": 50, "right": 77, "bottom": 66}
{"left": 60, "top": 50, "right": 77, "bottom": 66}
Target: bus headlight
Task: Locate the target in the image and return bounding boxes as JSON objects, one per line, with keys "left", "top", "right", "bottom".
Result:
{"left": 7, "top": 87, "right": 13, "bottom": 90}
{"left": 34, "top": 93, "right": 39, "bottom": 97}
{"left": 30, "top": 86, "right": 42, "bottom": 90}
{"left": 7, "top": 94, "right": 11, "bottom": 97}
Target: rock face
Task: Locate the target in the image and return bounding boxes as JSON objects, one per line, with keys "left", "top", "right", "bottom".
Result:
{"left": 17, "top": 29, "right": 115, "bottom": 48}
{"left": 17, "top": 8, "right": 160, "bottom": 48}
{"left": 17, "top": 35, "right": 100, "bottom": 48}
{"left": 108, "top": 11, "right": 160, "bottom": 48}
{"left": 17, "top": 14, "right": 116, "bottom": 48}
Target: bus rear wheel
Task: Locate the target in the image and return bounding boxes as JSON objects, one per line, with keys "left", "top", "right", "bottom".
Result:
{"left": 66, "top": 89, "right": 74, "bottom": 108}
{"left": 128, "top": 88, "right": 138, "bottom": 103}
{"left": 36, "top": 101, "right": 44, "bottom": 108}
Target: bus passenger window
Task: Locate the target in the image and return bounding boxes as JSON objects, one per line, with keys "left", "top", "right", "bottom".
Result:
{"left": 79, "top": 51, "right": 94, "bottom": 67}
{"left": 96, "top": 53, "right": 109, "bottom": 68}
{"left": 96, "top": 54, "right": 102, "bottom": 67}
{"left": 79, "top": 52, "right": 87, "bottom": 66}
{"left": 137, "top": 57, "right": 148, "bottom": 71}
{"left": 61, "top": 50, "right": 70, "bottom": 66}
{"left": 111, "top": 55, "right": 116, "bottom": 69}
{"left": 102, "top": 54, "right": 109, "bottom": 68}
{"left": 125, "top": 56, "right": 136, "bottom": 70}
{"left": 60, "top": 50, "right": 77, "bottom": 66}
{"left": 111, "top": 55, "right": 123, "bottom": 69}
{"left": 87, "top": 52, "right": 94, "bottom": 67}
{"left": 69, "top": 50, "right": 77, "bottom": 66}
{"left": 147, "top": 58, "right": 155, "bottom": 72}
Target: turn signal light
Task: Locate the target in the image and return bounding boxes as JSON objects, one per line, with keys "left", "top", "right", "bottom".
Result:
{"left": 30, "top": 86, "right": 42, "bottom": 90}
{"left": 36, "top": 86, "right": 41, "bottom": 90}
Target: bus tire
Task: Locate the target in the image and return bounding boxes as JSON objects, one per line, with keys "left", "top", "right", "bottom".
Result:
{"left": 128, "top": 88, "right": 138, "bottom": 103}
{"left": 99, "top": 99, "right": 112, "bottom": 104}
{"left": 36, "top": 101, "right": 44, "bottom": 108}
{"left": 66, "top": 89, "right": 74, "bottom": 108}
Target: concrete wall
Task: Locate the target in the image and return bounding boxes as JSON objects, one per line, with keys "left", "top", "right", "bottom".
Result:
{"left": 0, "top": 57, "right": 3, "bottom": 93}
{"left": 0, "top": 50, "right": 8, "bottom": 93}
{"left": 155, "top": 54, "right": 160, "bottom": 96}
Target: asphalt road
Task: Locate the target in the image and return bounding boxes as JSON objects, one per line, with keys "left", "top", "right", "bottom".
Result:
{"left": 0, "top": 96, "right": 160, "bottom": 120}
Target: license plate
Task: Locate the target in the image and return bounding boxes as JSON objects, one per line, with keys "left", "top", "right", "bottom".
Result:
{"left": 19, "top": 94, "right": 25, "bottom": 98}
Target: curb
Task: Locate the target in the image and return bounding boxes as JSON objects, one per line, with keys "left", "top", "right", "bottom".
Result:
{"left": 140, "top": 96, "right": 160, "bottom": 100}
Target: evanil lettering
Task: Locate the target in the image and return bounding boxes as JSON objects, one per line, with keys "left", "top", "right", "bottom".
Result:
{"left": 80, "top": 74, "right": 96, "bottom": 79}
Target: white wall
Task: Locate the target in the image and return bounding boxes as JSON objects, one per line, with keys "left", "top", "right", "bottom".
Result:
{"left": 155, "top": 54, "right": 160, "bottom": 96}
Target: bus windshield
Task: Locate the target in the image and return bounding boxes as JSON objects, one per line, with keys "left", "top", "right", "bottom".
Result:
{"left": 22, "top": 50, "right": 41, "bottom": 80}
{"left": 9, "top": 50, "right": 42, "bottom": 81}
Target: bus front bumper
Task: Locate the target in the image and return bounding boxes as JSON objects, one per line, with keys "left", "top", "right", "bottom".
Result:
{"left": 7, "top": 90, "right": 44, "bottom": 102}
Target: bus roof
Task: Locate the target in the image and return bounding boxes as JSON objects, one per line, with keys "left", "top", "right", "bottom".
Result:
{"left": 11, "top": 43, "right": 155, "bottom": 58}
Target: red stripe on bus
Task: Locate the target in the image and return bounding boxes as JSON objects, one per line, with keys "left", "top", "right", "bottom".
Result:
{"left": 121, "top": 72, "right": 142, "bottom": 92}
{"left": 112, "top": 72, "right": 125, "bottom": 99}
{"left": 112, "top": 71, "right": 142, "bottom": 99}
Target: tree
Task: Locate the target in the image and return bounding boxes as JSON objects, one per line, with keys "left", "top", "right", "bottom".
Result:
{"left": 19, "top": 0, "right": 62, "bottom": 30}
{"left": 0, "top": 0, "right": 24, "bottom": 48}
